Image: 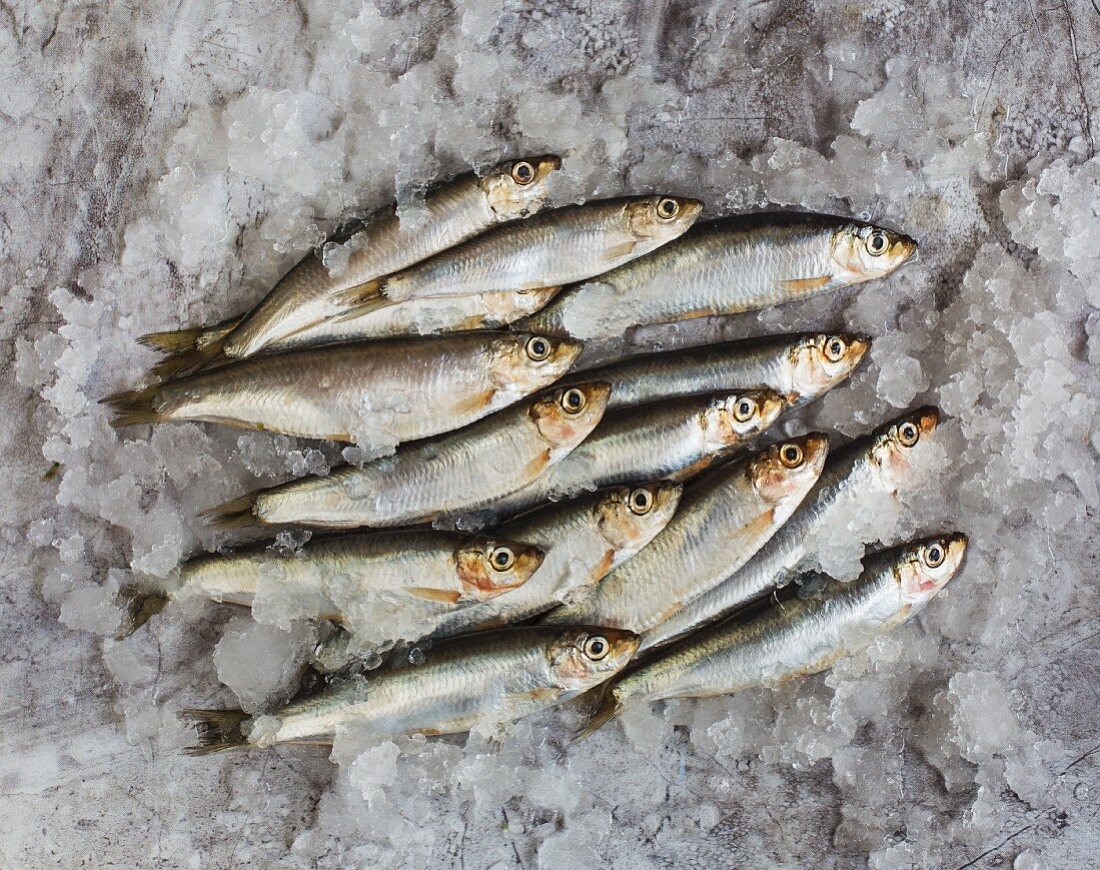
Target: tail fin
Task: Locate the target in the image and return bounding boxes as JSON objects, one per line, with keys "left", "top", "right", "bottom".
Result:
{"left": 200, "top": 493, "right": 258, "bottom": 530}
{"left": 573, "top": 685, "right": 623, "bottom": 742}
{"left": 145, "top": 332, "right": 229, "bottom": 380}
{"left": 332, "top": 278, "right": 396, "bottom": 321}
{"left": 179, "top": 708, "right": 251, "bottom": 755}
{"left": 100, "top": 386, "right": 162, "bottom": 428}
{"left": 138, "top": 326, "right": 207, "bottom": 355}
{"left": 114, "top": 586, "right": 170, "bottom": 639}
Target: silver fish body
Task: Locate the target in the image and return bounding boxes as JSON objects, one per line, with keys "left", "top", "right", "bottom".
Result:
{"left": 542, "top": 433, "right": 828, "bottom": 636}
{"left": 206, "top": 382, "right": 612, "bottom": 529}
{"left": 484, "top": 388, "right": 786, "bottom": 520}
{"left": 110, "top": 332, "right": 581, "bottom": 444}
{"left": 184, "top": 626, "right": 639, "bottom": 752}
{"left": 639, "top": 407, "right": 942, "bottom": 653}
{"left": 562, "top": 333, "right": 870, "bottom": 413}
{"left": 596, "top": 534, "right": 967, "bottom": 723}
{"left": 524, "top": 213, "right": 916, "bottom": 341}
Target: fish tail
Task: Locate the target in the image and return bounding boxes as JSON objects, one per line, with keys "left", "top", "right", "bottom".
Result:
{"left": 147, "top": 332, "right": 229, "bottom": 380}
{"left": 100, "top": 385, "right": 163, "bottom": 428}
{"left": 179, "top": 708, "right": 251, "bottom": 755}
{"left": 137, "top": 325, "right": 206, "bottom": 355}
{"left": 332, "top": 278, "right": 398, "bottom": 321}
{"left": 200, "top": 493, "right": 258, "bottom": 529}
{"left": 114, "top": 585, "right": 170, "bottom": 638}
{"left": 573, "top": 685, "right": 623, "bottom": 742}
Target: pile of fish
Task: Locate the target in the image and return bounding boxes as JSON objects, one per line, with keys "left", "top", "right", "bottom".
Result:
{"left": 104, "top": 155, "right": 968, "bottom": 755}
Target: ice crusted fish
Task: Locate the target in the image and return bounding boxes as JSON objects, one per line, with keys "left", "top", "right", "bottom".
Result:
{"left": 426, "top": 482, "right": 683, "bottom": 639}
{"left": 181, "top": 626, "right": 639, "bottom": 753}
{"left": 104, "top": 332, "right": 580, "bottom": 445}
{"left": 524, "top": 213, "right": 917, "bottom": 341}
{"left": 542, "top": 434, "right": 828, "bottom": 636}
{"left": 484, "top": 388, "right": 786, "bottom": 520}
{"left": 204, "top": 382, "right": 611, "bottom": 529}
{"left": 114, "top": 532, "right": 545, "bottom": 641}
{"left": 141, "top": 155, "right": 562, "bottom": 375}
{"left": 561, "top": 333, "right": 870, "bottom": 413}
{"left": 583, "top": 534, "right": 967, "bottom": 734}
{"left": 640, "top": 407, "right": 942, "bottom": 653}
{"left": 332, "top": 195, "right": 704, "bottom": 315}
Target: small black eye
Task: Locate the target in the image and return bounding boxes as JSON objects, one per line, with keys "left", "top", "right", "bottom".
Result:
{"left": 561, "top": 388, "right": 586, "bottom": 413}
{"left": 898, "top": 422, "right": 920, "bottom": 447}
{"left": 583, "top": 635, "right": 609, "bottom": 660}
{"left": 511, "top": 161, "right": 535, "bottom": 184}
{"left": 825, "top": 337, "right": 846, "bottom": 362}
{"left": 924, "top": 544, "right": 945, "bottom": 568}
{"left": 734, "top": 398, "right": 757, "bottom": 422}
{"left": 867, "top": 231, "right": 888, "bottom": 255}
{"left": 656, "top": 197, "right": 680, "bottom": 219}
{"left": 490, "top": 547, "right": 515, "bottom": 571}
{"left": 526, "top": 336, "right": 551, "bottom": 361}
{"left": 629, "top": 488, "right": 653, "bottom": 515}
{"left": 780, "top": 443, "right": 803, "bottom": 467}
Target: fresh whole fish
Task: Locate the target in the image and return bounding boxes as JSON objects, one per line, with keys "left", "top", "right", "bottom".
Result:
{"left": 639, "top": 406, "right": 942, "bottom": 653}
{"left": 114, "top": 531, "right": 545, "bottom": 641}
{"left": 482, "top": 388, "right": 786, "bottom": 521}
{"left": 427, "top": 481, "right": 683, "bottom": 639}
{"left": 104, "top": 332, "right": 581, "bottom": 445}
{"left": 523, "top": 213, "right": 917, "bottom": 341}
{"left": 561, "top": 332, "right": 870, "bottom": 413}
{"left": 141, "top": 155, "right": 562, "bottom": 375}
{"left": 182, "top": 626, "right": 639, "bottom": 753}
{"left": 331, "top": 195, "right": 704, "bottom": 315}
{"left": 204, "top": 382, "right": 612, "bottom": 529}
{"left": 583, "top": 534, "right": 967, "bottom": 734}
{"left": 542, "top": 433, "right": 828, "bottom": 636}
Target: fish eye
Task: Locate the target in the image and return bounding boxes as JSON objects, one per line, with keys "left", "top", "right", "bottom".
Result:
{"left": 628, "top": 488, "right": 653, "bottom": 515}
{"left": 733, "top": 397, "right": 758, "bottom": 422}
{"left": 780, "top": 443, "right": 804, "bottom": 468}
{"left": 923, "top": 543, "right": 945, "bottom": 568}
{"left": 525, "top": 335, "right": 552, "bottom": 361}
{"left": 897, "top": 421, "right": 920, "bottom": 447}
{"left": 511, "top": 161, "right": 535, "bottom": 185}
{"left": 490, "top": 546, "right": 516, "bottom": 571}
{"left": 866, "top": 230, "right": 888, "bottom": 256}
{"left": 583, "top": 635, "right": 610, "bottom": 661}
{"left": 561, "top": 388, "right": 586, "bottom": 413}
{"left": 656, "top": 197, "right": 680, "bottom": 220}
{"left": 824, "top": 336, "right": 847, "bottom": 362}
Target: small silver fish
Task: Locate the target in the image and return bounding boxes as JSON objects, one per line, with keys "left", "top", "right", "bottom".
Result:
{"left": 104, "top": 332, "right": 581, "bottom": 446}
{"left": 203, "top": 382, "right": 612, "bottom": 530}
{"left": 583, "top": 534, "right": 968, "bottom": 734}
{"left": 525, "top": 213, "right": 916, "bottom": 341}
{"left": 640, "top": 407, "right": 942, "bottom": 653}
{"left": 141, "top": 155, "right": 562, "bottom": 374}
{"left": 182, "top": 626, "right": 639, "bottom": 753}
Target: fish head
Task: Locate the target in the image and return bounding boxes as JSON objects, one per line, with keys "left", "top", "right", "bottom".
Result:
{"left": 895, "top": 533, "right": 969, "bottom": 604}
{"left": 456, "top": 538, "right": 546, "bottom": 600}
{"left": 750, "top": 432, "right": 830, "bottom": 503}
{"left": 546, "top": 627, "right": 640, "bottom": 691}
{"left": 830, "top": 222, "right": 917, "bottom": 283}
{"left": 531, "top": 382, "right": 611, "bottom": 449}
{"left": 702, "top": 388, "right": 786, "bottom": 449}
{"left": 481, "top": 155, "right": 562, "bottom": 220}
{"left": 868, "top": 406, "right": 940, "bottom": 493}
{"left": 493, "top": 333, "right": 583, "bottom": 393}
{"left": 787, "top": 333, "right": 872, "bottom": 404}
{"left": 625, "top": 195, "right": 704, "bottom": 243}
{"left": 596, "top": 481, "right": 683, "bottom": 553}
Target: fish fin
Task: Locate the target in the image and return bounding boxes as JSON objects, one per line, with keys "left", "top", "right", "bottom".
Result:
{"left": 604, "top": 240, "right": 638, "bottom": 259}
{"left": 513, "top": 686, "right": 559, "bottom": 702}
{"left": 179, "top": 708, "right": 251, "bottom": 755}
{"left": 330, "top": 277, "right": 393, "bottom": 318}
{"left": 592, "top": 548, "right": 617, "bottom": 582}
{"left": 522, "top": 448, "right": 553, "bottom": 480}
{"left": 655, "top": 601, "right": 685, "bottom": 622}
{"left": 138, "top": 326, "right": 205, "bottom": 355}
{"left": 668, "top": 453, "right": 719, "bottom": 482}
{"left": 139, "top": 322, "right": 233, "bottom": 379}
{"left": 573, "top": 686, "right": 623, "bottom": 742}
{"left": 453, "top": 389, "right": 496, "bottom": 417}
{"left": 404, "top": 587, "right": 463, "bottom": 605}
{"left": 200, "top": 494, "right": 258, "bottom": 530}
{"left": 100, "top": 386, "right": 163, "bottom": 428}
{"left": 114, "top": 586, "right": 170, "bottom": 639}
{"left": 779, "top": 275, "right": 831, "bottom": 295}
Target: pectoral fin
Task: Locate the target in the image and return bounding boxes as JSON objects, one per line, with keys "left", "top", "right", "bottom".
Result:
{"left": 779, "top": 275, "right": 831, "bottom": 296}
{"left": 605, "top": 240, "right": 638, "bottom": 260}
{"left": 454, "top": 389, "right": 496, "bottom": 417}
{"left": 405, "top": 587, "right": 463, "bottom": 605}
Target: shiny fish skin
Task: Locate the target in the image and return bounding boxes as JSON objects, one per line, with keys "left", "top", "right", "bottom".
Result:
{"left": 341, "top": 195, "right": 703, "bottom": 310}
{"left": 594, "top": 535, "right": 967, "bottom": 725}
{"left": 110, "top": 332, "right": 581, "bottom": 445}
{"left": 560, "top": 332, "right": 871, "bottom": 413}
{"left": 183, "top": 626, "right": 639, "bottom": 752}
{"left": 524, "top": 213, "right": 916, "bottom": 341}
{"left": 639, "top": 407, "right": 941, "bottom": 654}
{"left": 483, "top": 388, "right": 786, "bottom": 521}
{"left": 205, "top": 382, "right": 612, "bottom": 530}
{"left": 427, "top": 482, "right": 683, "bottom": 638}
{"left": 542, "top": 434, "right": 828, "bottom": 636}
{"left": 222, "top": 156, "right": 563, "bottom": 359}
